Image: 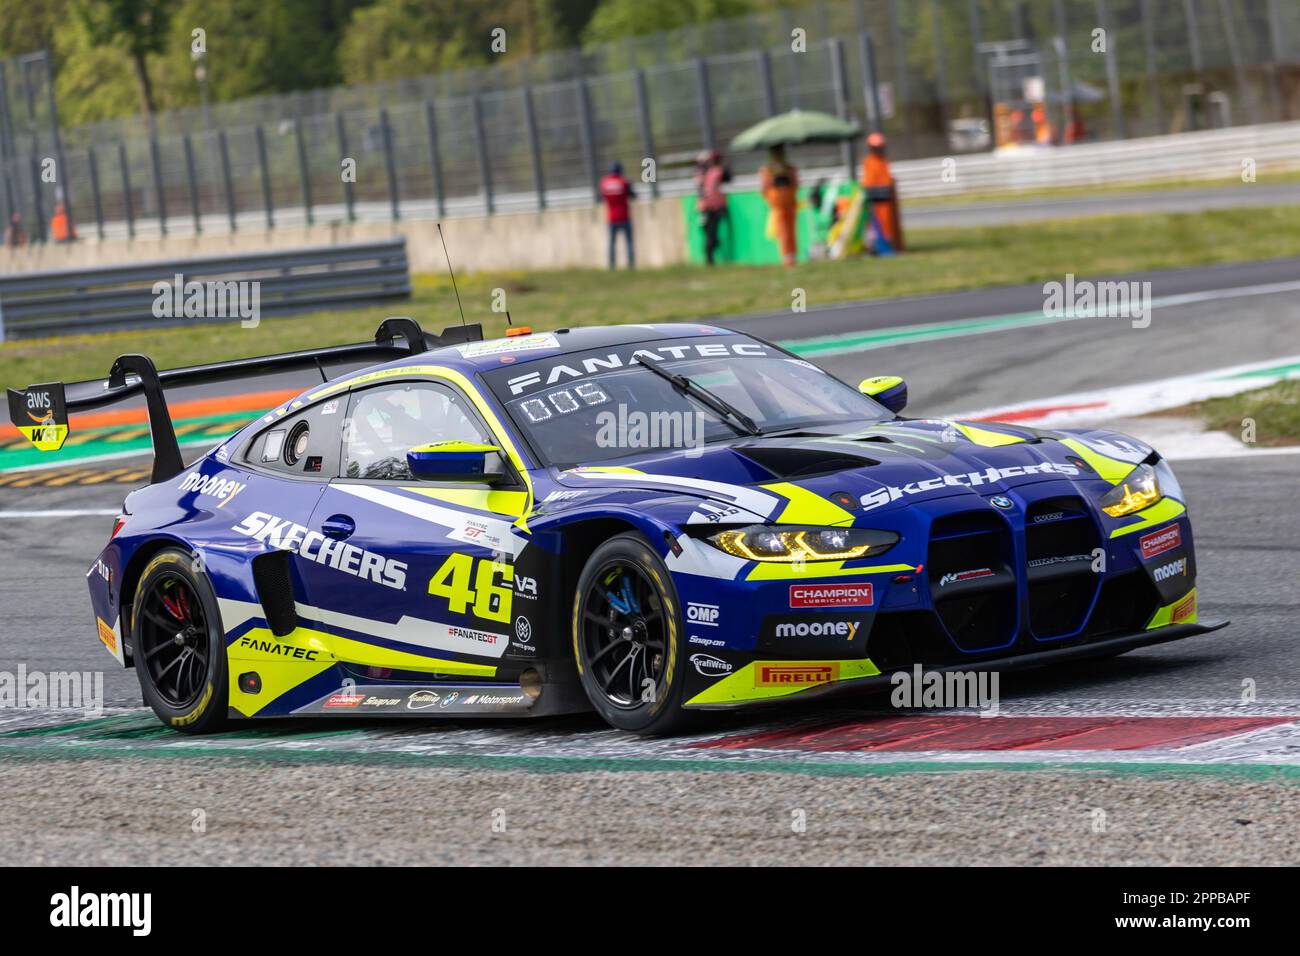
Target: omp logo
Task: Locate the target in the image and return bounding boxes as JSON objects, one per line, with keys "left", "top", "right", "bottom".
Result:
{"left": 755, "top": 663, "right": 839, "bottom": 687}
{"left": 1140, "top": 524, "right": 1182, "bottom": 560}
{"left": 789, "top": 583, "right": 873, "bottom": 608}
{"left": 236, "top": 636, "right": 319, "bottom": 661}
{"left": 859, "top": 463, "right": 1080, "bottom": 511}
{"left": 687, "top": 602, "right": 720, "bottom": 627}
{"left": 1152, "top": 557, "right": 1188, "bottom": 582}
{"left": 232, "top": 512, "right": 407, "bottom": 591}
{"left": 505, "top": 341, "right": 770, "bottom": 395}
{"left": 689, "top": 653, "right": 732, "bottom": 676}
{"left": 180, "top": 471, "right": 246, "bottom": 504}
{"left": 773, "top": 620, "right": 860, "bottom": 640}
{"left": 50, "top": 886, "right": 151, "bottom": 936}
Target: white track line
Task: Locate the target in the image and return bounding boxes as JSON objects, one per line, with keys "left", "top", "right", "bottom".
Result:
{"left": 0, "top": 509, "right": 120, "bottom": 518}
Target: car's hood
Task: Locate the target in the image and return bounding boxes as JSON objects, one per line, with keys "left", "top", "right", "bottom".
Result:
{"left": 551, "top": 418, "right": 1151, "bottom": 523}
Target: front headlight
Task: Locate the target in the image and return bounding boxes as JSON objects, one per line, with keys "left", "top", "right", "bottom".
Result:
{"left": 1099, "top": 462, "right": 1163, "bottom": 517}
{"left": 707, "top": 525, "right": 899, "bottom": 562}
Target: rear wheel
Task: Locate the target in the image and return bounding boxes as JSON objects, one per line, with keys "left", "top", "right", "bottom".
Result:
{"left": 572, "top": 534, "right": 689, "bottom": 734}
{"left": 132, "top": 549, "right": 227, "bottom": 734}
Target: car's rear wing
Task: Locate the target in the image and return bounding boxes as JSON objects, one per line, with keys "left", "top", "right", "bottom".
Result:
{"left": 6, "top": 317, "right": 482, "bottom": 484}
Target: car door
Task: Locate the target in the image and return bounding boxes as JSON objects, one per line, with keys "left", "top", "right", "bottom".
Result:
{"left": 296, "top": 376, "right": 523, "bottom": 677}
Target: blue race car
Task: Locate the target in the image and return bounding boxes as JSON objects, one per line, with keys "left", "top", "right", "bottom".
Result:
{"left": 8, "top": 318, "right": 1224, "bottom": 734}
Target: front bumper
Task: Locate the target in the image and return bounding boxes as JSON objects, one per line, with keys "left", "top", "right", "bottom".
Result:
{"left": 684, "top": 617, "right": 1228, "bottom": 709}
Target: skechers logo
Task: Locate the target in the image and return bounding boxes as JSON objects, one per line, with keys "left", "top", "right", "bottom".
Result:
{"left": 1153, "top": 557, "right": 1188, "bottom": 582}
{"left": 180, "top": 471, "right": 246, "bottom": 503}
{"left": 1139, "top": 524, "right": 1181, "bottom": 560}
{"left": 859, "top": 463, "right": 1080, "bottom": 511}
{"left": 773, "top": 620, "right": 860, "bottom": 640}
{"left": 232, "top": 511, "right": 407, "bottom": 590}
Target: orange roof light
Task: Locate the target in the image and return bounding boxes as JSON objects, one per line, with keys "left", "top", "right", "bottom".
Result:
{"left": 505, "top": 326, "right": 533, "bottom": 337}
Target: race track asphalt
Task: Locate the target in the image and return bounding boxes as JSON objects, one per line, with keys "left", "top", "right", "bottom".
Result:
{"left": 0, "top": 256, "right": 1297, "bottom": 865}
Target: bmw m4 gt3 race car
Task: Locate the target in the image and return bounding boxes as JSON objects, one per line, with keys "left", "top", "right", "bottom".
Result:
{"left": 9, "top": 318, "right": 1225, "bottom": 734}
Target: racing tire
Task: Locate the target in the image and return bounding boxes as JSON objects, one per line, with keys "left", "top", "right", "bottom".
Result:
{"left": 572, "top": 534, "right": 690, "bottom": 735}
{"left": 131, "top": 548, "right": 228, "bottom": 734}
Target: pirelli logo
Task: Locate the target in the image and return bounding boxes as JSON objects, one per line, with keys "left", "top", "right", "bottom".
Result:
{"left": 755, "top": 662, "right": 839, "bottom": 688}
{"left": 96, "top": 618, "right": 117, "bottom": 653}
{"left": 1171, "top": 591, "right": 1197, "bottom": 624}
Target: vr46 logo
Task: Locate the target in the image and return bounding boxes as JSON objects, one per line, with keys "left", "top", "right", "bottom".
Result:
{"left": 428, "top": 554, "right": 512, "bottom": 624}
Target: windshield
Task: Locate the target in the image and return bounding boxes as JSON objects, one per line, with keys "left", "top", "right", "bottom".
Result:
{"left": 482, "top": 336, "right": 891, "bottom": 468}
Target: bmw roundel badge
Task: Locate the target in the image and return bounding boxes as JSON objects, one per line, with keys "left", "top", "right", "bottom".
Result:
{"left": 990, "top": 495, "right": 1014, "bottom": 510}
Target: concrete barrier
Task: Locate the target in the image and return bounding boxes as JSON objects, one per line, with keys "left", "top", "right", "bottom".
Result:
{"left": 0, "top": 196, "right": 689, "bottom": 277}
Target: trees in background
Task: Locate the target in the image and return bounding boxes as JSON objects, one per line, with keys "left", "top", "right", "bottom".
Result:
{"left": 0, "top": 0, "right": 795, "bottom": 125}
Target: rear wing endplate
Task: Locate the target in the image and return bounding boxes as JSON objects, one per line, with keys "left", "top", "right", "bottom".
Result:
{"left": 6, "top": 317, "right": 482, "bottom": 484}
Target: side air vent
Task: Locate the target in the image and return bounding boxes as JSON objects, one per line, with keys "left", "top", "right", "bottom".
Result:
{"left": 252, "top": 550, "right": 298, "bottom": 637}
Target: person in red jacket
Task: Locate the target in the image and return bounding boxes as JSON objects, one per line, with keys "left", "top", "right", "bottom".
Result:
{"left": 600, "top": 161, "right": 636, "bottom": 269}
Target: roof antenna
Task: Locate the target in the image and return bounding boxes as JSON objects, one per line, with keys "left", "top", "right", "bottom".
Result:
{"left": 436, "top": 222, "right": 467, "bottom": 329}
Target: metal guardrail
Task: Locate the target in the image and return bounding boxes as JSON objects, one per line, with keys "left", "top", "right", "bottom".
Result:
{"left": 888, "top": 120, "right": 1300, "bottom": 197}
{"left": 0, "top": 238, "right": 410, "bottom": 341}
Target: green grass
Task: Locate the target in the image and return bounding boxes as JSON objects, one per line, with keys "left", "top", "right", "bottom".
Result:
{"left": 1182, "top": 380, "right": 1300, "bottom": 447}
{"left": 5, "top": 204, "right": 1300, "bottom": 390}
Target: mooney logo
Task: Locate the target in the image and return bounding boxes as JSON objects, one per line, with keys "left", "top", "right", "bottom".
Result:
{"left": 1152, "top": 557, "right": 1188, "bottom": 582}
{"left": 773, "top": 620, "right": 860, "bottom": 640}
{"left": 755, "top": 663, "right": 839, "bottom": 687}
{"left": 789, "top": 583, "right": 873, "bottom": 608}
{"left": 859, "top": 463, "right": 1080, "bottom": 511}
{"left": 180, "top": 471, "right": 246, "bottom": 503}
{"left": 232, "top": 512, "right": 407, "bottom": 591}
{"left": 1140, "top": 524, "right": 1182, "bottom": 560}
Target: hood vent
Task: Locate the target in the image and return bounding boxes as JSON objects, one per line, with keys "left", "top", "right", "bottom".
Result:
{"left": 737, "top": 445, "right": 879, "bottom": 480}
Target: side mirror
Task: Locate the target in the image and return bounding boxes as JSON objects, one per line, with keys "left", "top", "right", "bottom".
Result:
{"left": 858, "top": 376, "right": 908, "bottom": 414}
{"left": 407, "top": 441, "right": 504, "bottom": 483}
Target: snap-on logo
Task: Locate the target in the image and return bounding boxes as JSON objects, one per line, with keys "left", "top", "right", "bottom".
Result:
{"left": 1139, "top": 524, "right": 1181, "bottom": 560}
{"left": 789, "top": 583, "right": 873, "bottom": 608}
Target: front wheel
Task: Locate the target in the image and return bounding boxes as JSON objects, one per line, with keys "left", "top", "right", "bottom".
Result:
{"left": 132, "top": 548, "right": 228, "bottom": 734}
{"left": 572, "top": 534, "right": 689, "bottom": 734}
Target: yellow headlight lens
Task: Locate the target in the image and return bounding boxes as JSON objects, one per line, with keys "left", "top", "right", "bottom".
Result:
{"left": 1100, "top": 463, "right": 1163, "bottom": 517}
{"left": 708, "top": 526, "right": 898, "bottom": 562}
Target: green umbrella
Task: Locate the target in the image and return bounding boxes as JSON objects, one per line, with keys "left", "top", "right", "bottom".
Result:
{"left": 728, "top": 109, "right": 862, "bottom": 151}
